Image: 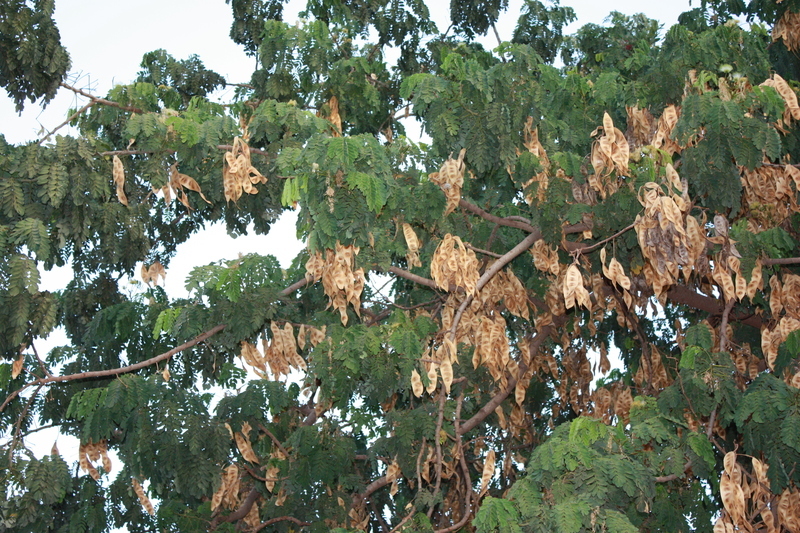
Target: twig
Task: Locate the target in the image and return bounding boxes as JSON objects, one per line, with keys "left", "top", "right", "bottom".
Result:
{"left": 465, "top": 243, "right": 502, "bottom": 258}
{"left": 60, "top": 82, "right": 144, "bottom": 113}
{"left": 570, "top": 222, "right": 637, "bottom": 255}
{"left": 30, "top": 342, "right": 52, "bottom": 378}
{"left": 7, "top": 384, "right": 43, "bottom": 465}
{"left": 428, "top": 384, "right": 448, "bottom": 518}
{"left": 37, "top": 101, "right": 94, "bottom": 145}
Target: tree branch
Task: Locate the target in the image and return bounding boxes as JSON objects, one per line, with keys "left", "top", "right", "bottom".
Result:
{"left": 458, "top": 326, "right": 550, "bottom": 436}
{"left": 251, "top": 515, "right": 311, "bottom": 531}
{"left": 666, "top": 285, "right": 761, "bottom": 329}
{"left": 0, "top": 324, "right": 226, "bottom": 414}
{"left": 761, "top": 257, "right": 800, "bottom": 266}
{"left": 98, "top": 144, "right": 271, "bottom": 158}
{"left": 458, "top": 199, "right": 539, "bottom": 234}
{"left": 449, "top": 232, "right": 540, "bottom": 340}
{"left": 428, "top": 384, "right": 448, "bottom": 518}
{"left": 60, "top": 82, "right": 144, "bottom": 113}
{"left": 37, "top": 101, "right": 95, "bottom": 145}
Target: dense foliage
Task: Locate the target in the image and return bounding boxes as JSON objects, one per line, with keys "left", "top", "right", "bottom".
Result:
{"left": 4, "top": 0, "right": 800, "bottom": 531}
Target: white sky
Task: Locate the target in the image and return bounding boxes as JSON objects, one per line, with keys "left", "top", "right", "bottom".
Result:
{"left": 2, "top": 0, "right": 692, "bottom": 467}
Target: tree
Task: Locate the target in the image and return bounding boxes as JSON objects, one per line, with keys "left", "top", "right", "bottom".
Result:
{"left": 4, "top": 0, "right": 800, "bottom": 531}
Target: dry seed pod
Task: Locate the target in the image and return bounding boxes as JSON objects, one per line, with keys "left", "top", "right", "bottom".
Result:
{"left": 235, "top": 421, "right": 260, "bottom": 464}
{"left": 112, "top": 155, "right": 128, "bottom": 206}
{"left": 410, "top": 369, "right": 423, "bottom": 397}
{"left": 479, "top": 449, "right": 495, "bottom": 498}
{"left": 11, "top": 353, "right": 23, "bottom": 379}
{"left": 132, "top": 478, "right": 155, "bottom": 516}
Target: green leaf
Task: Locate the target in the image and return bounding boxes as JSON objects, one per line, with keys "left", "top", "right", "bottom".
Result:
{"left": 684, "top": 323, "right": 713, "bottom": 350}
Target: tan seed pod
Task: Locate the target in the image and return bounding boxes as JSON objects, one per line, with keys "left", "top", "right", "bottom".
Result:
{"left": 720, "top": 471, "right": 745, "bottom": 525}
{"left": 112, "top": 155, "right": 128, "bottom": 206}
{"left": 132, "top": 478, "right": 155, "bottom": 516}
{"left": 479, "top": 449, "right": 495, "bottom": 498}
{"left": 440, "top": 358, "right": 453, "bottom": 395}
{"left": 11, "top": 353, "right": 23, "bottom": 379}
{"left": 410, "top": 369, "right": 423, "bottom": 397}
{"left": 235, "top": 422, "right": 260, "bottom": 464}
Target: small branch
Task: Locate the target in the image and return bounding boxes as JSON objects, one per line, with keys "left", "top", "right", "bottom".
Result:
{"left": 390, "top": 505, "right": 417, "bottom": 533}
{"left": 569, "top": 222, "right": 637, "bottom": 255}
{"left": 458, "top": 366, "right": 522, "bottom": 436}
{"left": 60, "top": 82, "right": 144, "bottom": 113}
{"left": 257, "top": 423, "right": 291, "bottom": 459}
{"left": 0, "top": 325, "right": 226, "bottom": 414}
{"left": 215, "top": 487, "right": 260, "bottom": 527}
{"left": 251, "top": 516, "right": 311, "bottom": 532}
{"left": 458, "top": 199, "right": 539, "bottom": 235}
{"left": 491, "top": 22, "right": 503, "bottom": 48}
{"left": 98, "top": 144, "right": 271, "bottom": 158}
{"left": 38, "top": 101, "right": 95, "bottom": 145}
{"left": 30, "top": 342, "right": 52, "bottom": 378}
{"left": 719, "top": 298, "right": 735, "bottom": 352}
{"left": 458, "top": 326, "right": 549, "bottom": 436}
{"left": 654, "top": 460, "right": 693, "bottom": 483}
{"left": 7, "top": 384, "right": 43, "bottom": 465}
{"left": 428, "top": 384, "right": 448, "bottom": 518}
{"left": 357, "top": 474, "right": 392, "bottom": 505}
{"left": 465, "top": 243, "right": 502, "bottom": 258}
{"left": 707, "top": 407, "right": 717, "bottom": 440}
{"left": 280, "top": 277, "right": 308, "bottom": 296}
{"left": 388, "top": 266, "right": 439, "bottom": 291}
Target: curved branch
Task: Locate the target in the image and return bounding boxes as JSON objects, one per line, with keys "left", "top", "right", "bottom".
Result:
{"left": 458, "top": 199, "right": 539, "bottom": 234}
{"left": 214, "top": 487, "right": 260, "bottom": 527}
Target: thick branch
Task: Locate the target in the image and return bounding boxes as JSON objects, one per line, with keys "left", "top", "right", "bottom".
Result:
{"left": 666, "top": 285, "right": 761, "bottom": 329}
{"left": 450, "top": 232, "right": 540, "bottom": 339}
{"left": 762, "top": 257, "right": 800, "bottom": 266}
